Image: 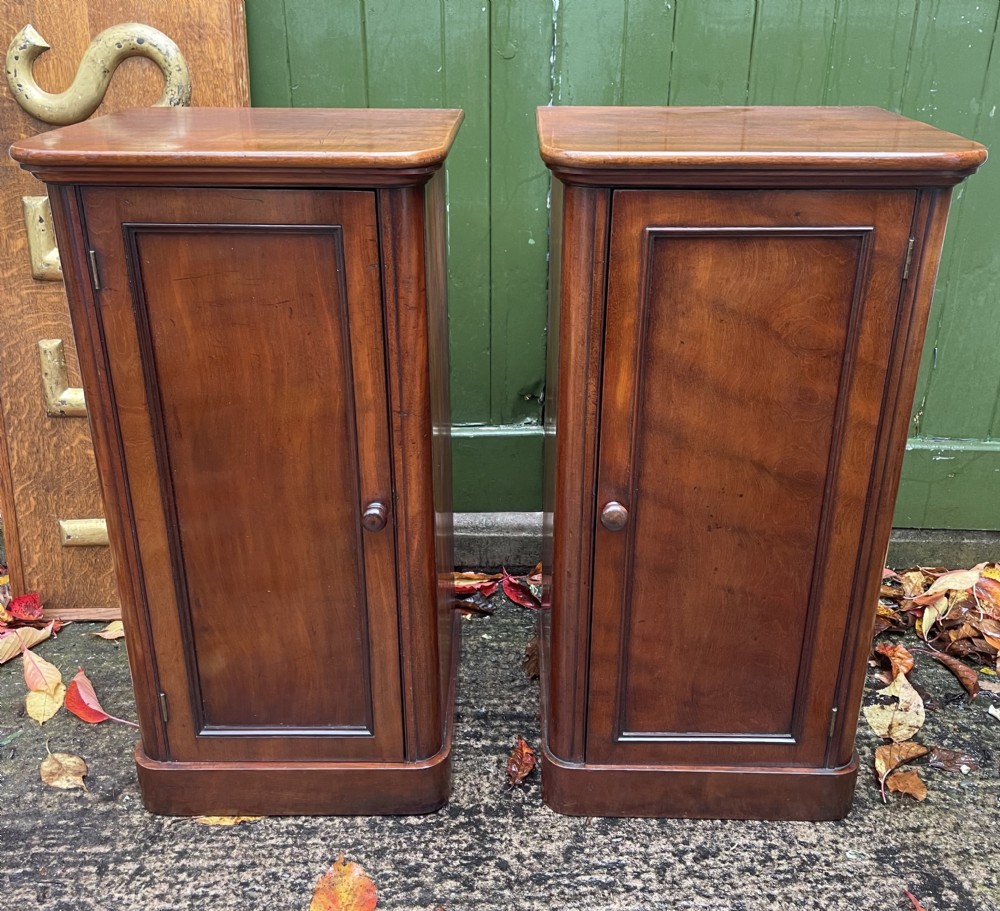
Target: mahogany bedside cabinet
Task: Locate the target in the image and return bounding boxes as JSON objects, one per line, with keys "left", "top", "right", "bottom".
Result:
{"left": 536, "top": 106, "right": 985, "bottom": 820}
{"left": 11, "top": 107, "right": 463, "bottom": 815}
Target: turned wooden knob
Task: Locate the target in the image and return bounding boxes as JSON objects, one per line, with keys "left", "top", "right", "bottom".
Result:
{"left": 600, "top": 501, "right": 628, "bottom": 531}
{"left": 362, "top": 501, "right": 388, "bottom": 532}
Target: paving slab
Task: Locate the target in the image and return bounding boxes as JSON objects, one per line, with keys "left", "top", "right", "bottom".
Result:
{"left": 0, "top": 602, "right": 998, "bottom": 911}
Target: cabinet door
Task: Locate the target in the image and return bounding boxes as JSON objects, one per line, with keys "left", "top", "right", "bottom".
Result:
{"left": 82, "top": 188, "right": 403, "bottom": 762}
{"left": 589, "top": 189, "right": 914, "bottom": 767}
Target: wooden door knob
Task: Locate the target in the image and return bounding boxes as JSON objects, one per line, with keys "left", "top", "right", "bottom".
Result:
{"left": 362, "top": 501, "right": 388, "bottom": 532}
{"left": 600, "top": 501, "right": 628, "bottom": 531}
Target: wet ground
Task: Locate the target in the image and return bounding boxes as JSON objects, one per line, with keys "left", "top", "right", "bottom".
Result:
{"left": 1, "top": 600, "right": 998, "bottom": 911}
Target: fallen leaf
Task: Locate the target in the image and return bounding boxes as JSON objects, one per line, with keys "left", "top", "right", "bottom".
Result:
{"left": 505, "top": 735, "right": 536, "bottom": 788}
{"left": 0, "top": 622, "right": 53, "bottom": 664}
{"left": 875, "top": 642, "right": 914, "bottom": 678}
{"left": 918, "top": 595, "right": 947, "bottom": 639}
{"left": 40, "top": 751, "right": 88, "bottom": 791}
{"left": 92, "top": 621, "right": 125, "bottom": 640}
{"left": 913, "top": 568, "right": 980, "bottom": 603}
{"left": 874, "top": 741, "right": 928, "bottom": 801}
{"left": 988, "top": 704, "right": 1000, "bottom": 722}
{"left": 522, "top": 636, "right": 539, "bottom": 679}
{"left": 905, "top": 890, "right": 928, "bottom": 911}
{"left": 450, "top": 572, "right": 500, "bottom": 597}
{"left": 886, "top": 768, "right": 927, "bottom": 801}
{"left": 309, "top": 853, "right": 378, "bottom": 911}
{"left": 980, "top": 678, "right": 1000, "bottom": 695}
{"left": 193, "top": 816, "right": 263, "bottom": 826}
{"left": 22, "top": 648, "right": 62, "bottom": 694}
{"left": 0, "top": 729, "right": 22, "bottom": 748}
{"left": 26, "top": 683, "right": 66, "bottom": 724}
{"left": 8, "top": 592, "right": 42, "bottom": 621}
{"left": 920, "top": 650, "right": 979, "bottom": 699}
{"left": 501, "top": 570, "right": 542, "bottom": 610}
{"left": 927, "top": 745, "right": 979, "bottom": 774}
{"left": 453, "top": 592, "right": 495, "bottom": 615}
{"left": 863, "top": 673, "right": 925, "bottom": 742}
{"left": 899, "top": 570, "right": 929, "bottom": 599}
{"left": 65, "top": 668, "right": 138, "bottom": 726}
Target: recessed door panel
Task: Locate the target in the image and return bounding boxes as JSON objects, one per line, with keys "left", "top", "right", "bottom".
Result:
{"left": 589, "top": 189, "right": 914, "bottom": 766}
{"left": 83, "top": 188, "right": 402, "bottom": 762}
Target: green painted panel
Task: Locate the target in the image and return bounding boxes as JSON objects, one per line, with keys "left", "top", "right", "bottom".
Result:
{"left": 244, "top": 0, "right": 292, "bottom": 106}
{"left": 620, "top": 0, "right": 675, "bottom": 106}
{"left": 747, "top": 0, "right": 837, "bottom": 104}
{"left": 452, "top": 428, "right": 544, "bottom": 512}
{"left": 824, "top": 0, "right": 916, "bottom": 107}
{"left": 669, "top": 0, "right": 755, "bottom": 105}
{"left": 903, "top": 1, "right": 1000, "bottom": 441}
{"left": 489, "top": 2, "right": 551, "bottom": 426}
{"left": 895, "top": 440, "right": 1000, "bottom": 529}
{"left": 554, "top": 1, "right": 627, "bottom": 105}
{"left": 284, "top": 1, "right": 367, "bottom": 107}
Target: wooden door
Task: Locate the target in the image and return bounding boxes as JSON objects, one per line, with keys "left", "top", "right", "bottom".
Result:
{"left": 81, "top": 187, "right": 403, "bottom": 762}
{"left": 589, "top": 189, "right": 915, "bottom": 768}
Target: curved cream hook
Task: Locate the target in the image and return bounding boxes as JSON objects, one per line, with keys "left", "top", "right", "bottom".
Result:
{"left": 5, "top": 22, "right": 191, "bottom": 126}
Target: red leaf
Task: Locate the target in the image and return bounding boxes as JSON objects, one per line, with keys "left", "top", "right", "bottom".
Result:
{"left": 65, "top": 667, "right": 138, "bottom": 726}
{"left": 905, "top": 891, "right": 927, "bottom": 911}
{"left": 505, "top": 735, "right": 536, "bottom": 788}
{"left": 8, "top": 593, "right": 42, "bottom": 621}
{"left": 450, "top": 572, "right": 501, "bottom": 596}
{"left": 501, "top": 570, "right": 542, "bottom": 610}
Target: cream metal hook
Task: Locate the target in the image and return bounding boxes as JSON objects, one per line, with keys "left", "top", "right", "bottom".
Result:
{"left": 5, "top": 22, "right": 191, "bottom": 125}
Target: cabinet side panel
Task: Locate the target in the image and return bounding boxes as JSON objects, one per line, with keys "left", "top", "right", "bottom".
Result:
{"left": 830, "top": 189, "right": 952, "bottom": 766}
{"left": 546, "top": 184, "right": 611, "bottom": 763}
{"left": 424, "top": 170, "right": 456, "bottom": 709}
{"left": 380, "top": 186, "right": 443, "bottom": 761}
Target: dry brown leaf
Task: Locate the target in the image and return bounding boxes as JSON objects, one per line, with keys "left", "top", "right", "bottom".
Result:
{"left": 505, "top": 735, "right": 536, "bottom": 788}
{"left": 93, "top": 621, "right": 125, "bottom": 640}
{"left": 863, "top": 673, "right": 925, "bottom": 742}
{"left": 40, "top": 751, "right": 88, "bottom": 791}
{"left": 874, "top": 741, "right": 928, "bottom": 801}
{"left": 921, "top": 650, "right": 980, "bottom": 699}
{"left": 522, "top": 636, "right": 539, "bottom": 679}
{"left": 193, "top": 816, "right": 263, "bottom": 826}
{"left": 927, "top": 745, "right": 979, "bottom": 774}
{"left": 874, "top": 642, "right": 914, "bottom": 678}
{"left": 886, "top": 768, "right": 927, "bottom": 801}
{"left": 914, "top": 569, "right": 980, "bottom": 602}
{"left": 309, "top": 853, "right": 378, "bottom": 911}
{"left": 26, "top": 683, "right": 66, "bottom": 724}
{"left": 22, "top": 648, "right": 62, "bottom": 694}
{"left": 0, "top": 623, "right": 53, "bottom": 664}
{"left": 979, "top": 678, "right": 1000, "bottom": 695}
{"left": 900, "top": 570, "right": 929, "bottom": 599}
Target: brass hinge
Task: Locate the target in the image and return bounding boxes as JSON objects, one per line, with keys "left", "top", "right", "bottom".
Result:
{"left": 902, "top": 237, "right": 916, "bottom": 280}
{"left": 158, "top": 692, "right": 169, "bottom": 725}
{"left": 828, "top": 706, "right": 839, "bottom": 739}
{"left": 87, "top": 249, "right": 101, "bottom": 291}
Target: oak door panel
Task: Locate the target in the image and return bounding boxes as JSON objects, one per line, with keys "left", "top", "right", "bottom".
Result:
{"left": 81, "top": 187, "right": 403, "bottom": 761}
{"left": 589, "top": 189, "right": 914, "bottom": 766}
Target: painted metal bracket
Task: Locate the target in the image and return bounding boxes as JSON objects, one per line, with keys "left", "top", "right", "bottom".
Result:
{"left": 58, "top": 519, "right": 108, "bottom": 547}
{"left": 5, "top": 22, "right": 191, "bottom": 125}
{"left": 38, "top": 339, "right": 86, "bottom": 417}
{"left": 22, "top": 195, "right": 61, "bottom": 281}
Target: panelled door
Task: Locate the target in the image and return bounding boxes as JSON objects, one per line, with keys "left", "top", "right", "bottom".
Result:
{"left": 588, "top": 189, "right": 915, "bottom": 767}
{"left": 81, "top": 187, "right": 403, "bottom": 762}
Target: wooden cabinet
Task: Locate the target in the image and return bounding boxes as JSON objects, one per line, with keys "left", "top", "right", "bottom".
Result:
{"left": 11, "top": 107, "right": 463, "bottom": 815}
{"left": 537, "top": 106, "right": 986, "bottom": 820}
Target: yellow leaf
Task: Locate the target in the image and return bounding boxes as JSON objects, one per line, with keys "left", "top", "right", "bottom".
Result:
{"left": 310, "top": 854, "right": 378, "bottom": 911}
{"left": 886, "top": 768, "right": 928, "bottom": 801}
{"left": 0, "top": 623, "right": 54, "bottom": 664}
{"left": 193, "top": 816, "right": 263, "bottom": 826}
{"left": 26, "top": 683, "right": 65, "bottom": 723}
{"left": 22, "top": 648, "right": 62, "bottom": 693}
{"left": 920, "top": 596, "right": 947, "bottom": 640}
{"left": 39, "top": 751, "right": 88, "bottom": 791}
{"left": 92, "top": 621, "right": 125, "bottom": 641}
{"left": 863, "top": 672, "right": 925, "bottom": 742}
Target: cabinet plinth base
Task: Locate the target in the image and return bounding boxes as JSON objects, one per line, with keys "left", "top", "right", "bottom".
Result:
{"left": 539, "top": 743, "right": 859, "bottom": 821}
{"left": 134, "top": 743, "right": 452, "bottom": 816}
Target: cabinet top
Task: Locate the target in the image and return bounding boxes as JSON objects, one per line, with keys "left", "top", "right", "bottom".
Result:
{"left": 537, "top": 106, "right": 986, "bottom": 187}
{"left": 10, "top": 107, "right": 464, "bottom": 186}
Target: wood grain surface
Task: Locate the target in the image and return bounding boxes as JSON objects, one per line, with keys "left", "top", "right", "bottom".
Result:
{"left": 0, "top": 0, "right": 249, "bottom": 620}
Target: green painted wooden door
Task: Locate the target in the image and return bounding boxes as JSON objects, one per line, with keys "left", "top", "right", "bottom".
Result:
{"left": 245, "top": 0, "right": 1000, "bottom": 527}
